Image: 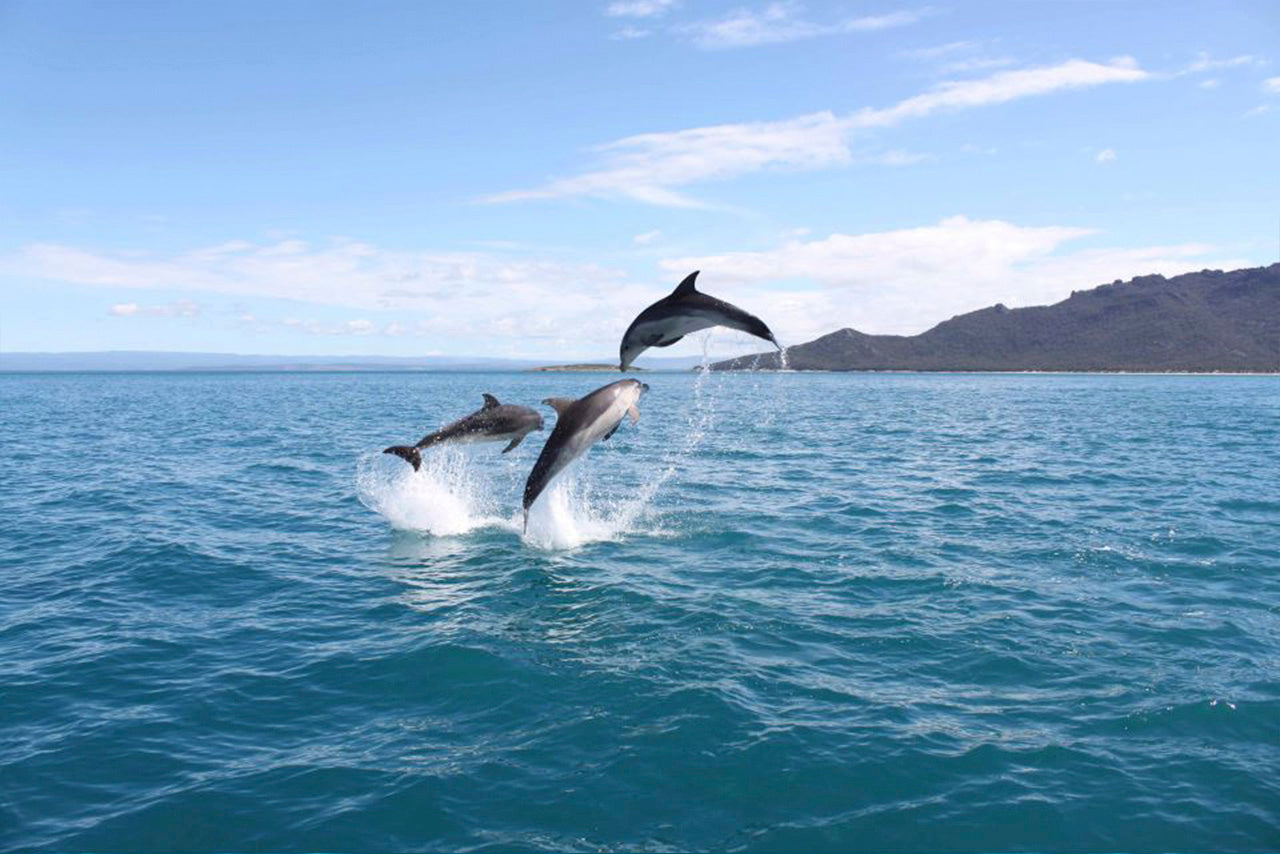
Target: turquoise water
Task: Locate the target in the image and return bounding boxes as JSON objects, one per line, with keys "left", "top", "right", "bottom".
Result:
{"left": 2, "top": 371, "right": 1278, "bottom": 851}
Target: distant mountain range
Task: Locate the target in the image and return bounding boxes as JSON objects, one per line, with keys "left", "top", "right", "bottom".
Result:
{"left": 0, "top": 351, "right": 709, "bottom": 373}
{"left": 711, "top": 263, "right": 1280, "bottom": 373}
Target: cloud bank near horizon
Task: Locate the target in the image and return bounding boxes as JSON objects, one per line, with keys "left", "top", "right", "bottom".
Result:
{"left": 3, "top": 217, "right": 1246, "bottom": 358}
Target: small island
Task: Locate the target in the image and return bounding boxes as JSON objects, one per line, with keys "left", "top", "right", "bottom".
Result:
{"left": 528, "top": 363, "right": 631, "bottom": 372}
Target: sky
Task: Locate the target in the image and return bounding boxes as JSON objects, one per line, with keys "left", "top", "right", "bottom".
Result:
{"left": 1, "top": 0, "right": 1278, "bottom": 361}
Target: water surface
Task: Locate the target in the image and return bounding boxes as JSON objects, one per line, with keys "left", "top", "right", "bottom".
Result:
{"left": 2, "top": 371, "right": 1278, "bottom": 851}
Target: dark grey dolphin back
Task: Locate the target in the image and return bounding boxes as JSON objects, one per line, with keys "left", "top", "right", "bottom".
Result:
{"left": 619, "top": 270, "right": 779, "bottom": 368}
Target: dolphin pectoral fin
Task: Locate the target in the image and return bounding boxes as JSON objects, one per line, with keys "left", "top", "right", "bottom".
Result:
{"left": 671, "top": 270, "right": 699, "bottom": 298}
{"left": 501, "top": 435, "right": 525, "bottom": 454}
{"left": 627, "top": 405, "right": 640, "bottom": 425}
{"left": 602, "top": 423, "right": 620, "bottom": 441}
{"left": 383, "top": 445, "right": 422, "bottom": 471}
{"left": 481, "top": 393, "right": 500, "bottom": 409}
{"left": 652, "top": 335, "right": 684, "bottom": 348}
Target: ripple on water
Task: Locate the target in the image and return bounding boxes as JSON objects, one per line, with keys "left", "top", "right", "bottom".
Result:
{"left": 2, "top": 371, "right": 1279, "bottom": 851}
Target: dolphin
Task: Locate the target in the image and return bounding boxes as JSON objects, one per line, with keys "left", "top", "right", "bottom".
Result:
{"left": 383, "top": 393, "right": 544, "bottom": 471}
{"left": 522, "top": 379, "right": 649, "bottom": 531}
{"left": 618, "top": 270, "right": 780, "bottom": 371}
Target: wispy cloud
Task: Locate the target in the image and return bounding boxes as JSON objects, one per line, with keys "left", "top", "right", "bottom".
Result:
{"left": 609, "top": 26, "right": 652, "bottom": 40}
{"left": 1095, "top": 148, "right": 1117, "bottom": 164}
{"left": 633, "top": 229, "right": 662, "bottom": 245}
{"left": 282, "top": 317, "right": 378, "bottom": 336}
{"left": 108, "top": 299, "right": 200, "bottom": 318}
{"left": 900, "top": 40, "right": 978, "bottom": 61}
{"left": 1183, "top": 52, "right": 1264, "bottom": 74}
{"left": 483, "top": 58, "right": 1150, "bottom": 207}
{"left": 605, "top": 0, "right": 677, "bottom": 18}
{"left": 898, "top": 39, "right": 1013, "bottom": 74}
{"left": 482, "top": 111, "right": 852, "bottom": 208}
{"left": 1264, "top": 76, "right": 1280, "bottom": 94}
{"left": 680, "top": 2, "right": 927, "bottom": 50}
{"left": 848, "top": 57, "right": 1148, "bottom": 128}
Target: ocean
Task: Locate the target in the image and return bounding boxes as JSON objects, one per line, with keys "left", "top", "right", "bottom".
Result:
{"left": 2, "top": 370, "right": 1278, "bottom": 851}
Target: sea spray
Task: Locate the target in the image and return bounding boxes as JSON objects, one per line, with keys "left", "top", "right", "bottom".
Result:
{"left": 355, "top": 447, "right": 506, "bottom": 536}
{"left": 358, "top": 357, "right": 741, "bottom": 549}
{"left": 522, "top": 359, "right": 726, "bottom": 550}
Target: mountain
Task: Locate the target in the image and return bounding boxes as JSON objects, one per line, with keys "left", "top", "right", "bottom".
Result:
{"left": 710, "top": 263, "right": 1280, "bottom": 373}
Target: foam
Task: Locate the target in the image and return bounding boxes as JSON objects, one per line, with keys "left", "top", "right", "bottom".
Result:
{"left": 355, "top": 447, "right": 507, "bottom": 537}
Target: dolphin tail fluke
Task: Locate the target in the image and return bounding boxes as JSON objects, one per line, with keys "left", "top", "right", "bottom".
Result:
{"left": 383, "top": 445, "right": 422, "bottom": 471}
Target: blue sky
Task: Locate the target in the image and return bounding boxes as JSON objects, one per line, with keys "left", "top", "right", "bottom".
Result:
{"left": 2, "top": 0, "right": 1278, "bottom": 359}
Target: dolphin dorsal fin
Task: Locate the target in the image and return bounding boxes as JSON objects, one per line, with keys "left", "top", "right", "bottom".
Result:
{"left": 481, "top": 393, "right": 500, "bottom": 409}
{"left": 541, "top": 397, "right": 576, "bottom": 417}
{"left": 671, "top": 270, "right": 699, "bottom": 298}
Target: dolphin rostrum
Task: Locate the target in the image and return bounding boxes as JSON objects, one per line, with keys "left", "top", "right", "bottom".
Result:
{"left": 522, "top": 379, "right": 649, "bottom": 530}
{"left": 618, "top": 270, "right": 780, "bottom": 371}
{"left": 383, "top": 393, "right": 544, "bottom": 471}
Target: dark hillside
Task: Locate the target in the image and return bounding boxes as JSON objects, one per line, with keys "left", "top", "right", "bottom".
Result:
{"left": 711, "top": 264, "right": 1280, "bottom": 372}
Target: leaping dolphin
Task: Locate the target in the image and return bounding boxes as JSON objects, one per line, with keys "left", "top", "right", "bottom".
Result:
{"left": 618, "top": 271, "right": 780, "bottom": 371}
{"left": 522, "top": 379, "right": 649, "bottom": 531}
{"left": 383, "top": 393, "right": 544, "bottom": 471}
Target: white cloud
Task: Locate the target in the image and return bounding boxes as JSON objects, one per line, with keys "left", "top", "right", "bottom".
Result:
{"left": 1096, "top": 148, "right": 1117, "bottom": 164}
{"left": 633, "top": 229, "right": 662, "bottom": 245}
{"left": 658, "top": 216, "right": 1247, "bottom": 340}
{"left": 1184, "top": 53, "right": 1263, "bottom": 74}
{"left": 17, "top": 218, "right": 1246, "bottom": 357}
{"left": 4, "top": 238, "right": 660, "bottom": 357}
{"left": 937, "top": 56, "right": 1015, "bottom": 75}
{"left": 605, "top": 0, "right": 677, "bottom": 18}
{"left": 865, "top": 149, "right": 931, "bottom": 166}
{"left": 610, "top": 26, "right": 651, "bottom": 40}
{"left": 1199, "top": 78, "right": 1220, "bottom": 89}
{"left": 483, "top": 58, "right": 1150, "bottom": 206}
{"left": 900, "top": 40, "right": 978, "bottom": 61}
{"left": 1245, "top": 104, "right": 1272, "bottom": 116}
{"left": 107, "top": 299, "right": 199, "bottom": 318}
{"left": 482, "top": 110, "right": 852, "bottom": 207}
{"left": 280, "top": 317, "right": 378, "bottom": 336}
{"left": 848, "top": 58, "right": 1148, "bottom": 128}
{"left": 1264, "top": 76, "right": 1280, "bottom": 94}
{"left": 899, "top": 40, "right": 1014, "bottom": 74}
{"left": 681, "top": 3, "right": 926, "bottom": 50}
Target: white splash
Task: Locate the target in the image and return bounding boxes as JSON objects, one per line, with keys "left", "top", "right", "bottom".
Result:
{"left": 355, "top": 448, "right": 508, "bottom": 536}
{"left": 521, "top": 468, "right": 666, "bottom": 551}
